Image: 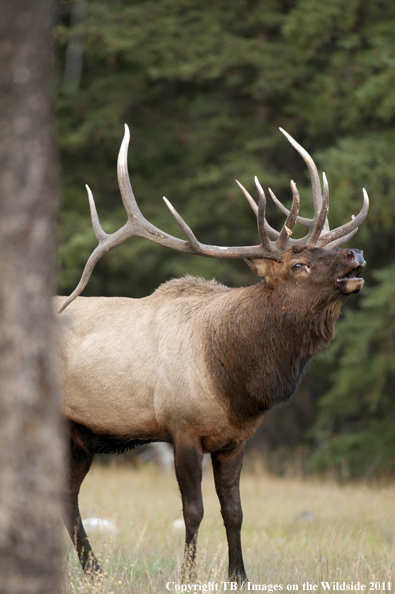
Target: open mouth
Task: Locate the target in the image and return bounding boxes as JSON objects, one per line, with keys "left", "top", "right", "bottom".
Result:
{"left": 338, "top": 265, "right": 365, "bottom": 281}
{"left": 336, "top": 265, "right": 365, "bottom": 294}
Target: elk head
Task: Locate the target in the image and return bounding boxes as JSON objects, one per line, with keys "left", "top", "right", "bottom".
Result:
{"left": 59, "top": 126, "right": 369, "bottom": 313}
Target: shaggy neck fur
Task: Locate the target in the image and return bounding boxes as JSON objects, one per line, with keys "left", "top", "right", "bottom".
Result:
{"left": 206, "top": 280, "right": 345, "bottom": 428}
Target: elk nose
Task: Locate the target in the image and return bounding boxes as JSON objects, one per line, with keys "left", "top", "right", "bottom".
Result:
{"left": 346, "top": 249, "right": 366, "bottom": 267}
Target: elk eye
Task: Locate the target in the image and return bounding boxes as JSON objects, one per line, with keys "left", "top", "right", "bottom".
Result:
{"left": 292, "top": 263, "right": 310, "bottom": 273}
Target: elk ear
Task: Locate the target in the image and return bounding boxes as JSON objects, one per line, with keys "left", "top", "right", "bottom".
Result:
{"left": 244, "top": 258, "right": 275, "bottom": 278}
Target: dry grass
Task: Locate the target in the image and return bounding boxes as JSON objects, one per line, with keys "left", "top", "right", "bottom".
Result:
{"left": 63, "top": 461, "right": 394, "bottom": 593}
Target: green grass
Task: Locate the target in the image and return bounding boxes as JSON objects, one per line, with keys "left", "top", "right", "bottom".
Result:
{"left": 63, "top": 461, "right": 395, "bottom": 593}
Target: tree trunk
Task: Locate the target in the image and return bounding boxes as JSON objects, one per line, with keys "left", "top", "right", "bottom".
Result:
{"left": 0, "top": 1, "right": 64, "bottom": 593}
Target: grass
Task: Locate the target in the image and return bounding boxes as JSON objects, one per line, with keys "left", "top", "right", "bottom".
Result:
{"left": 63, "top": 460, "right": 395, "bottom": 593}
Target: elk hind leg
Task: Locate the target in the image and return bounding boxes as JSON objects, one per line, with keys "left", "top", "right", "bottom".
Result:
{"left": 63, "top": 437, "right": 100, "bottom": 575}
{"left": 174, "top": 439, "right": 204, "bottom": 582}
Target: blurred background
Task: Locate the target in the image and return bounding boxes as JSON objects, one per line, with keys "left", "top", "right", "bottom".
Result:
{"left": 56, "top": 0, "right": 395, "bottom": 479}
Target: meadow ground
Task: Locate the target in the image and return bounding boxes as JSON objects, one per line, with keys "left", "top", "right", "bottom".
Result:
{"left": 63, "top": 459, "right": 394, "bottom": 594}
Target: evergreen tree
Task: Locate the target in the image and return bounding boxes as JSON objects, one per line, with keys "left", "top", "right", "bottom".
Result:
{"left": 57, "top": 0, "right": 395, "bottom": 476}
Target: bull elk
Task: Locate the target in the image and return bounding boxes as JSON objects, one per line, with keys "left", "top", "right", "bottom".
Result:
{"left": 57, "top": 126, "right": 368, "bottom": 582}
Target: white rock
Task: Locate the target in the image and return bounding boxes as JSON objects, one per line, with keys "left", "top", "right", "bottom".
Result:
{"left": 172, "top": 518, "right": 185, "bottom": 531}
{"left": 83, "top": 517, "right": 119, "bottom": 534}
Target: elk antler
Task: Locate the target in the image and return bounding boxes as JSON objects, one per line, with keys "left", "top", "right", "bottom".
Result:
{"left": 237, "top": 128, "right": 369, "bottom": 250}
{"left": 59, "top": 125, "right": 369, "bottom": 313}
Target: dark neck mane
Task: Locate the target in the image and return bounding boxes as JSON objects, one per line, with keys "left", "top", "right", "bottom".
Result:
{"left": 206, "top": 281, "right": 344, "bottom": 427}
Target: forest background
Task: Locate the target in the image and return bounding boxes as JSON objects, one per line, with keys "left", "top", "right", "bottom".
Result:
{"left": 57, "top": 0, "right": 395, "bottom": 479}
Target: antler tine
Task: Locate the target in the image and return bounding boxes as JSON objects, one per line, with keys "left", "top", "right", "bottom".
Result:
{"left": 255, "top": 176, "right": 271, "bottom": 251}
{"left": 163, "top": 197, "right": 201, "bottom": 252}
{"left": 317, "top": 188, "right": 369, "bottom": 248}
{"left": 235, "top": 179, "right": 258, "bottom": 215}
{"left": 117, "top": 124, "right": 143, "bottom": 221}
{"left": 268, "top": 187, "right": 287, "bottom": 215}
{"left": 286, "top": 181, "right": 300, "bottom": 233}
{"left": 86, "top": 185, "right": 108, "bottom": 242}
{"left": 275, "top": 180, "right": 300, "bottom": 249}
{"left": 322, "top": 227, "right": 358, "bottom": 249}
{"left": 58, "top": 244, "right": 107, "bottom": 314}
{"left": 236, "top": 179, "right": 282, "bottom": 241}
{"left": 307, "top": 172, "right": 330, "bottom": 246}
{"left": 279, "top": 128, "right": 326, "bottom": 230}
{"left": 268, "top": 188, "right": 315, "bottom": 228}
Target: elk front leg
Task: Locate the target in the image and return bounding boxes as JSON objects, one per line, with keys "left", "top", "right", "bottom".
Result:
{"left": 211, "top": 443, "right": 247, "bottom": 583}
{"left": 63, "top": 440, "right": 100, "bottom": 574}
{"left": 174, "top": 439, "right": 204, "bottom": 582}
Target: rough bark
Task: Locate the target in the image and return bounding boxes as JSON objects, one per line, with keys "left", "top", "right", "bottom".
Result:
{"left": 0, "top": 1, "right": 64, "bottom": 593}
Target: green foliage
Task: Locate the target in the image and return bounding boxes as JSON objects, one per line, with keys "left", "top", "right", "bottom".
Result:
{"left": 57, "top": 0, "right": 395, "bottom": 475}
{"left": 312, "top": 264, "right": 395, "bottom": 476}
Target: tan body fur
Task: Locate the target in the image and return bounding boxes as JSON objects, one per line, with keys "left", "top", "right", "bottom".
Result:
{"left": 56, "top": 278, "right": 262, "bottom": 454}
